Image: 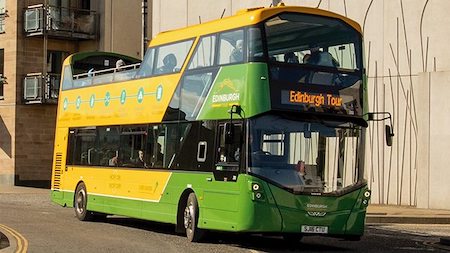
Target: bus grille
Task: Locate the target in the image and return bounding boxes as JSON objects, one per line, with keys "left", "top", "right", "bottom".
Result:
{"left": 53, "top": 152, "right": 63, "bottom": 190}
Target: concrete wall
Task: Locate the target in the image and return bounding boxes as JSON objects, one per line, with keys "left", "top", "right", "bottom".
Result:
{"left": 417, "top": 71, "right": 450, "bottom": 210}
{"left": 151, "top": 0, "right": 450, "bottom": 209}
{"left": 97, "top": 0, "right": 146, "bottom": 59}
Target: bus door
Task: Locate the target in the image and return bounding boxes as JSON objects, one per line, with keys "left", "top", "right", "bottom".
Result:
{"left": 201, "top": 122, "right": 243, "bottom": 228}
{"left": 214, "top": 122, "right": 243, "bottom": 182}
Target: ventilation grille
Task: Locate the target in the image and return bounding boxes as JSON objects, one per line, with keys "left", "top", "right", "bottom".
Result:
{"left": 53, "top": 152, "right": 63, "bottom": 190}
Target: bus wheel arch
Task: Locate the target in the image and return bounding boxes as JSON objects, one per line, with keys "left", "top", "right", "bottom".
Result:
{"left": 176, "top": 189, "right": 193, "bottom": 233}
{"left": 74, "top": 181, "right": 94, "bottom": 221}
{"left": 176, "top": 190, "right": 205, "bottom": 242}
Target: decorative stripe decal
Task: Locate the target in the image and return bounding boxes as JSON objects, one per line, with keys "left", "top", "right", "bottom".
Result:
{"left": 196, "top": 68, "right": 223, "bottom": 120}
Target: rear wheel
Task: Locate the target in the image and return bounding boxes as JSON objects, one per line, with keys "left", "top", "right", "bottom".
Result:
{"left": 184, "top": 193, "right": 204, "bottom": 242}
{"left": 74, "top": 182, "right": 94, "bottom": 221}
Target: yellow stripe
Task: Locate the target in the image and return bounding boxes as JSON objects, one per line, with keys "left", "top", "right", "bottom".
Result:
{"left": 0, "top": 223, "right": 28, "bottom": 253}
{"left": 60, "top": 168, "right": 173, "bottom": 202}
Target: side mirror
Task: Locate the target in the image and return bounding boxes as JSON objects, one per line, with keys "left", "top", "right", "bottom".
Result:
{"left": 367, "top": 112, "right": 394, "bottom": 147}
{"left": 224, "top": 123, "right": 234, "bottom": 145}
{"left": 385, "top": 125, "right": 394, "bottom": 147}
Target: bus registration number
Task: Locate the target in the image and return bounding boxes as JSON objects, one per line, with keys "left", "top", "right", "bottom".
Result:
{"left": 301, "top": 225, "right": 328, "bottom": 234}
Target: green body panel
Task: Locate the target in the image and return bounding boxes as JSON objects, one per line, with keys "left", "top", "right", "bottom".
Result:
{"left": 268, "top": 184, "right": 369, "bottom": 235}
{"left": 197, "top": 63, "right": 271, "bottom": 120}
{"left": 52, "top": 172, "right": 368, "bottom": 236}
{"left": 51, "top": 190, "right": 65, "bottom": 206}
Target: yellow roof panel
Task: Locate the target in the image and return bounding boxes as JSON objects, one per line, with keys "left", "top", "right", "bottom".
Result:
{"left": 150, "top": 6, "right": 361, "bottom": 46}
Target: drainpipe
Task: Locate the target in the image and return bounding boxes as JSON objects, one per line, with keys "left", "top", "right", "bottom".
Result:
{"left": 141, "top": 0, "right": 148, "bottom": 59}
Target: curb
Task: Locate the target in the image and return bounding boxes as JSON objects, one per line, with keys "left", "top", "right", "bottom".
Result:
{"left": 366, "top": 215, "right": 450, "bottom": 224}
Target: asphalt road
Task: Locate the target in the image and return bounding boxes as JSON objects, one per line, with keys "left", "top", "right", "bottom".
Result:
{"left": 0, "top": 189, "right": 449, "bottom": 253}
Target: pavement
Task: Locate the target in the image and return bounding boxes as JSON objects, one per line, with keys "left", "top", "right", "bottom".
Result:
{"left": 1, "top": 186, "right": 450, "bottom": 252}
{"left": 367, "top": 204, "right": 450, "bottom": 224}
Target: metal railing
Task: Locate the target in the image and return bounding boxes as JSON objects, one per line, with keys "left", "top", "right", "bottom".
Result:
{"left": 23, "top": 73, "right": 60, "bottom": 104}
{"left": 71, "top": 63, "right": 141, "bottom": 89}
{"left": 0, "top": 13, "right": 6, "bottom": 33}
{"left": 0, "top": 75, "right": 5, "bottom": 99}
{"left": 24, "top": 4, "right": 97, "bottom": 39}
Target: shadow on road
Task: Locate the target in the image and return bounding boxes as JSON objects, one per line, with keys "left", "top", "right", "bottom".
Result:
{"left": 104, "top": 216, "right": 350, "bottom": 252}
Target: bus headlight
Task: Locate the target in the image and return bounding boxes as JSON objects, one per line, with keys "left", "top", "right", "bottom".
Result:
{"left": 252, "top": 183, "right": 260, "bottom": 191}
{"left": 255, "top": 192, "right": 263, "bottom": 199}
{"left": 364, "top": 191, "right": 371, "bottom": 198}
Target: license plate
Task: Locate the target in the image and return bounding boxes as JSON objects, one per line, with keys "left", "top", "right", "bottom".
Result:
{"left": 301, "top": 225, "right": 328, "bottom": 234}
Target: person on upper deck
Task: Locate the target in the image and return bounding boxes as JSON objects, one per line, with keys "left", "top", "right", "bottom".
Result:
{"left": 157, "top": 54, "right": 177, "bottom": 74}
{"left": 306, "top": 44, "right": 339, "bottom": 68}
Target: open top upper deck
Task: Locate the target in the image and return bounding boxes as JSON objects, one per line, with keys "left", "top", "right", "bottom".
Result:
{"left": 57, "top": 4, "right": 366, "bottom": 128}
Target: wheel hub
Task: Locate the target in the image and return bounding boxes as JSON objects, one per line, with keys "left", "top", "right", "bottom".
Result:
{"left": 76, "top": 190, "right": 85, "bottom": 214}
{"left": 184, "top": 204, "right": 194, "bottom": 229}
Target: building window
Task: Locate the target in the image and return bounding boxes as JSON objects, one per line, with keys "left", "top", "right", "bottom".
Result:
{"left": 47, "top": 51, "right": 67, "bottom": 74}
{"left": 49, "top": 0, "right": 90, "bottom": 10}
{"left": 0, "top": 49, "right": 4, "bottom": 99}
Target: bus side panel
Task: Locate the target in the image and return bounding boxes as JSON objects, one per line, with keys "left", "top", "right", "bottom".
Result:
{"left": 196, "top": 63, "right": 271, "bottom": 121}
{"left": 156, "top": 171, "right": 242, "bottom": 231}
{"left": 57, "top": 74, "right": 181, "bottom": 128}
{"left": 346, "top": 186, "right": 370, "bottom": 236}
{"left": 51, "top": 127, "right": 69, "bottom": 206}
{"left": 162, "top": 172, "right": 283, "bottom": 233}
{"left": 60, "top": 166, "right": 174, "bottom": 222}
{"left": 235, "top": 175, "right": 283, "bottom": 232}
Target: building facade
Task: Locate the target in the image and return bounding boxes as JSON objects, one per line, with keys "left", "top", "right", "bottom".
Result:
{"left": 1, "top": 0, "right": 449, "bottom": 210}
{"left": 0, "top": 0, "right": 148, "bottom": 187}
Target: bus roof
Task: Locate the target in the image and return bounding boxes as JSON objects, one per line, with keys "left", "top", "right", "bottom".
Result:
{"left": 150, "top": 5, "right": 362, "bottom": 47}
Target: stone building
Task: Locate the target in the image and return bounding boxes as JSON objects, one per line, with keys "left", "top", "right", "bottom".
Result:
{"left": 0, "top": 0, "right": 148, "bottom": 187}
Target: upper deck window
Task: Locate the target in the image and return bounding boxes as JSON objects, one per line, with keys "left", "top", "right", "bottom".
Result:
{"left": 137, "top": 39, "right": 194, "bottom": 78}
{"left": 218, "top": 29, "right": 244, "bottom": 65}
{"left": 264, "top": 13, "right": 362, "bottom": 71}
{"left": 188, "top": 35, "right": 216, "bottom": 70}
{"left": 248, "top": 27, "right": 264, "bottom": 62}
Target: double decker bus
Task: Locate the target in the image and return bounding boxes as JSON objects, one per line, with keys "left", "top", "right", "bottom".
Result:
{"left": 51, "top": 4, "right": 384, "bottom": 242}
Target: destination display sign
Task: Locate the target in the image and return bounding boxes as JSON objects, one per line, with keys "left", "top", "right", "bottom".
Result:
{"left": 285, "top": 90, "right": 343, "bottom": 107}
{"left": 271, "top": 80, "right": 363, "bottom": 116}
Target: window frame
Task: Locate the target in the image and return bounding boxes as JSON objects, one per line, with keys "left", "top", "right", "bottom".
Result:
{"left": 216, "top": 27, "right": 247, "bottom": 66}
{"left": 137, "top": 38, "right": 196, "bottom": 78}
{"left": 262, "top": 12, "right": 363, "bottom": 72}
{"left": 187, "top": 34, "right": 217, "bottom": 71}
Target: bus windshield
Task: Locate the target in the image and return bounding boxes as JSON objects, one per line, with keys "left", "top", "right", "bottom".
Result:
{"left": 265, "top": 13, "right": 362, "bottom": 87}
{"left": 248, "top": 114, "right": 365, "bottom": 194}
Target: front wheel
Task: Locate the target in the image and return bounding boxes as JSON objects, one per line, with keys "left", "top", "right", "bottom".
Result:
{"left": 74, "top": 182, "right": 94, "bottom": 221}
{"left": 184, "top": 193, "right": 204, "bottom": 242}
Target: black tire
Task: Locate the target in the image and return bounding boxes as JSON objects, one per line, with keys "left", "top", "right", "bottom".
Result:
{"left": 74, "top": 182, "right": 94, "bottom": 221}
{"left": 184, "top": 193, "right": 205, "bottom": 242}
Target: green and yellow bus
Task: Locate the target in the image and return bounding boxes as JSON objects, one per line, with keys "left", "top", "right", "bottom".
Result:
{"left": 51, "top": 5, "right": 382, "bottom": 242}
